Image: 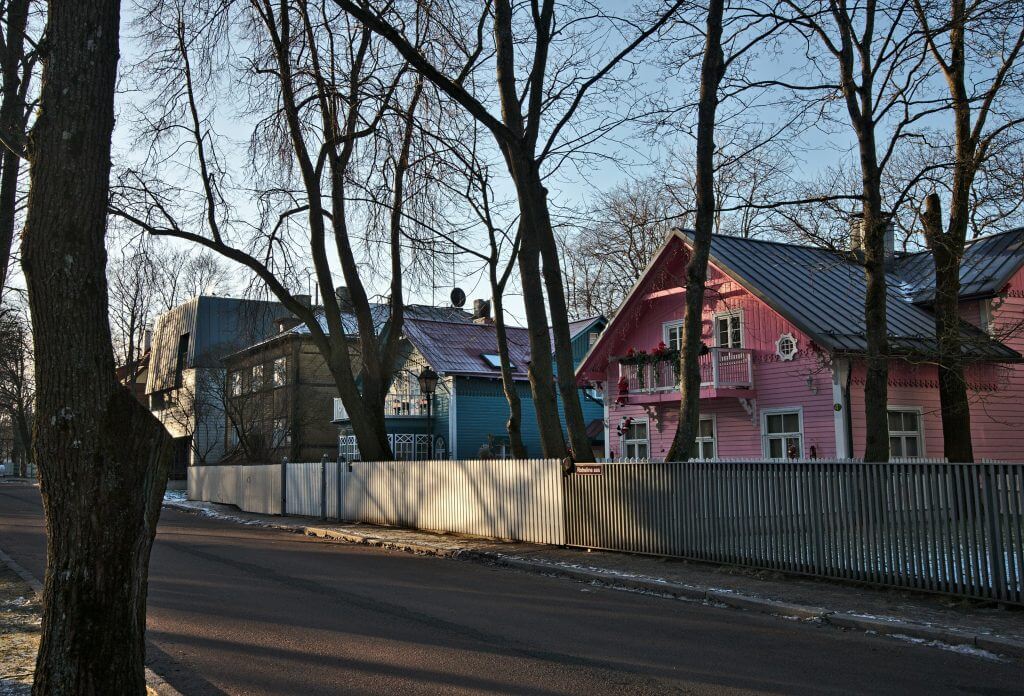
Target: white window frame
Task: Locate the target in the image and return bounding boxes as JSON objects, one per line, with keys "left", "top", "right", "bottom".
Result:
{"left": 663, "top": 320, "right": 684, "bottom": 350}
{"left": 621, "top": 418, "right": 650, "bottom": 460}
{"left": 713, "top": 309, "right": 744, "bottom": 349}
{"left": 251, "top": 364, "right": 264, "bottom": 392}
{"left": 761, "top": 407, "right": 804, "bottom": 459}
{"left": 692, "top": 414, "right": 717, "bottom": 460}
{"left": 888, "top": 406, "right": 926, "bottom": 459}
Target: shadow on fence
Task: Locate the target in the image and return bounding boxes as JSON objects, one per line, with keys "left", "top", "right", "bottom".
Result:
{"left": 188, "top": 458, "right": 1023, "bottom": 605}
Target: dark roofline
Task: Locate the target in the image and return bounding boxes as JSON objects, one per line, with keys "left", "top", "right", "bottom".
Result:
{"left": 674, "top": 228, "right": 839, "bottom": 351}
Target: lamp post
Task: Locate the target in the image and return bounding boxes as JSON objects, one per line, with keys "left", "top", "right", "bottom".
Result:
{"left": 417, "top": 365, "right": 439, "bottom": 459}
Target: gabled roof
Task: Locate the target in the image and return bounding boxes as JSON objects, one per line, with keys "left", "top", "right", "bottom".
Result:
{"left": 568, "top": 315, "right": 606, "bottom": 339}
{"left": 402, "top": 318, "right": 532, "bottom": 379}
{"left": 577, "top": 229, "right": 1018, "bottom": 376}
{"left": 895, "top": 227, "right": 1024, "bottom": 304}
{"left": 680, "top": 230, "right": 1017, "bottom": 360}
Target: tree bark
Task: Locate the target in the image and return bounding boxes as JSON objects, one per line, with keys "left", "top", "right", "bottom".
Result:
{"left": 0, "top": 0, "right": 30, "bottom": 291}
{"left": 922, "top": 193, "right": 973, "bottom": 461}
{"left": 490, "top": 286, "right": 527, "bottom": 458}
{"left": 666, "top": 0, "right": 725, "bottom": 463}
{"left": 21, "top": 1, "right": 172, "bottom": 693}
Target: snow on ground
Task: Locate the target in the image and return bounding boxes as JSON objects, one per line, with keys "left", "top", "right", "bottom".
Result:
{"left": 162, "top": 489, "right": 187, "bottom": 503}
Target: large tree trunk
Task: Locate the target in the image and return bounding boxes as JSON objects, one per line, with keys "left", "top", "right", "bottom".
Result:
{"left": 529, "top": 174, "right": 595, "bottom": 462}
{"left": 922, "top": 193, "right": 973, "bottom": 462}
{"left": 0, "top": 0, "right": 30, "bottom": 291}
{"left": 666, "top": 0, "right": 725, "bottom": 463}
{"left": 491, "top": 288, "right": 527, "bottom": 458}
{"left": 858, "top": 175, "right": 890, "bottom": 463}
{"left": 512, "top": 213, "right": 567, "bottom": 458}
{"left": 21, "top": 1, "right": 172, "bottom": 693}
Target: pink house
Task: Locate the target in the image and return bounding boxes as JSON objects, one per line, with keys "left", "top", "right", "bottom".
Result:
{"left": 576, "top": 228, "right": 1024, "bottom": 461}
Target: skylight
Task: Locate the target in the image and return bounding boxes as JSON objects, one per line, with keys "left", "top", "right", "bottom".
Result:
{"left": 481, "top": 353, "right": 513, "bottom": 369}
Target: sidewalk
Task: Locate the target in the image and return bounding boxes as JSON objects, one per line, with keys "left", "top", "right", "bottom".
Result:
{"left": 164, "top": 496, "right": 1024, "bottom": 660}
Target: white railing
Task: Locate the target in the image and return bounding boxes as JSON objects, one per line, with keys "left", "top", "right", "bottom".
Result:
{"left": 618, "top": 347, "right": 754, "bottom": 393}
{"left": 333, "top": 394, "right": 448, "bottom": 421}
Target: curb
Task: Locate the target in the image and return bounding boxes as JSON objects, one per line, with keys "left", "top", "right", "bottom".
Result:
{"left": 163, "top": 502, "right": 1024, "bottom": 661}
{"left": 300, "top": 524, "right": 1024, "bottom": 660}
{"left": 0, "top": 545, "right": 184, "bottom": 696}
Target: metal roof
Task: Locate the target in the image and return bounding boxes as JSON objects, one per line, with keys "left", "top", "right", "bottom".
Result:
{"left": 895, "top": 227, "right": 1024, "bottom": 304}
{"left": 147, "top": 296, "right": 286, "bottom": 393}
{"left": 402, "top": 318, "right": 533, "bottom": 379}
{"left": 680, "top": 230, "right": 1018, "bottom": 361}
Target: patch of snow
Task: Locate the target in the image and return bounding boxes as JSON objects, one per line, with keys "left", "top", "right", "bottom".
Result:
{"left": 888, "top": 634, "right": 1005, "bottom": 662}
{"left": 162, "top": 489, "right": 187, "bottom": 503}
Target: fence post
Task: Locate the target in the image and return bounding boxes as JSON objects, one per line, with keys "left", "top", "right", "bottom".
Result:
{"left": 342, "top": 450, "right": 350, "bottom": 522}
{"left": 320, "top": 454, "right": 328, "bottom": 520}
{"left": 281, "top": 457, "right": 288, "bottom": 516}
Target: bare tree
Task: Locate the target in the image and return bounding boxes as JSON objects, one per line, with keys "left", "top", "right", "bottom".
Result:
{"left": 0, "top": 0, "right": 37, "bottom": 292}
{"left": 114, "top": 0, "right": 443, "bottom": 461}
{"left": 665, "top": 0, "right": 728, "bottom": 462}
{"left": 19, "top": 0, "right": 171, "bottom": 690}
{"left": 772, "top": 0, "right": 940, "bottom": 461}
{"left": 914, "top": 0, "right": 1024, "bottom": 462}
{"left": 331, "top": 0, "right": 687, "bottom": 462}
{"left": 561, "top": 177, "right": 677, "bottom": 319}
{"left": 0, "top": 303, "right": 32, "bottom": 476}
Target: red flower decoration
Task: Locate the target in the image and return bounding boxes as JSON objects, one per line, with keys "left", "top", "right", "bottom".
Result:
{"left": 626, "top": 347, "right": 636, "bottom": 358}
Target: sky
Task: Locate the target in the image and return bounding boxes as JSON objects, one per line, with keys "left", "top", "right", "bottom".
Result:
{"left": 96, "top": 1, "right": 1023, "bottom": 331}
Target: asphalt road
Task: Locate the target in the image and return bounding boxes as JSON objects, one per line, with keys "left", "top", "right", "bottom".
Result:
{"left": 0, "top": 482, "right": 1020, "bottom": 695}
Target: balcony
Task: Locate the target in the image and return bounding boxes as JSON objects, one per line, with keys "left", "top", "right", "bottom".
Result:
{"left": 617, "top": 347, "right": 754, "bottom": 402}
{"left": 333, "top": 392, "right": 444, "bottom": 422}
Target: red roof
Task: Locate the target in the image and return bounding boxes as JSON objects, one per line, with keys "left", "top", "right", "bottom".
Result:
{"left": 402, "top": 318, "right": 532, "bottom": 378}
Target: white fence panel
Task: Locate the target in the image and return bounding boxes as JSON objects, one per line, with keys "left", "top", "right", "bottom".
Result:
{"left": 286, "top": 462, "right": 322, "bottom": 517}
{"left": 337, "top": 459, "right": 564, "bottom": 545}
{"left": 239, "top": 464, "right": 282, "bottom": 515}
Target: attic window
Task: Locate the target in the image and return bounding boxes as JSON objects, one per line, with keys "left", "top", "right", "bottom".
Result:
{"left": 776, "top": 333, "right": 798, "bottom": 361}
{"left": 481, "top": 353, "right": 512, "bottom": 370}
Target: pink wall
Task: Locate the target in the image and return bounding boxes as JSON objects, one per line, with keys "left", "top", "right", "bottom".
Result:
{"left": 589, "top": 234, "right": 1024, "bottom": 462}
{"left": 596, "top": 237, "right": 839, "bottom": 460}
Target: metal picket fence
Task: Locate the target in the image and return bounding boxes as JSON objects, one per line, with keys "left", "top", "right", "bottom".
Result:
{"left": 565, "top": 460, "right": 1024, "bottom": 604}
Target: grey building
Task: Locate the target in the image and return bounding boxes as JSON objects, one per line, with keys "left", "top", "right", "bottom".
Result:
{"left": 146, "top": 295, "right": 287, "bottom": 477}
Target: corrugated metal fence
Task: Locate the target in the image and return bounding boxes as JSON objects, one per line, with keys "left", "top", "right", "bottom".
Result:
{"left": 565, "top": 460, "right": 1023, "bottom": 604}
{"left": 188, "top": 458, "right": 1023, "bottom": 604}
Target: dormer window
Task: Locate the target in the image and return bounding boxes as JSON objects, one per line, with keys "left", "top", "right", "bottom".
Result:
{"left": 481, "top": 353, "right": 512, "bottom": 370}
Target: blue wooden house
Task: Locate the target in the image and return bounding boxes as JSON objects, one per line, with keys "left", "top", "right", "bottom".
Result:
{"left": 333, "top": 312, "right": 606, "bottom": 460}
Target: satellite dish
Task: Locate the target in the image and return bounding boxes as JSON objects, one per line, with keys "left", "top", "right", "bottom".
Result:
{"left": 450, "top": 287, "right": 466, "bottom": 308}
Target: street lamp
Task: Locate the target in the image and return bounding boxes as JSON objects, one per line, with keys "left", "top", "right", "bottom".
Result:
{"left": 417, "top": 365, "right": 439, "bottom": 459}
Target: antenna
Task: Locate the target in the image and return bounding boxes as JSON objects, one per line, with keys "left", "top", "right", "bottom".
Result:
{"left": 450, "top": 287, "right": 466, "bottom": 308}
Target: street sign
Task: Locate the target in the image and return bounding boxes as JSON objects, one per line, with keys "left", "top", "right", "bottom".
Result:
{"left": 575, "top": 464, "right": 603, "bottom": 476}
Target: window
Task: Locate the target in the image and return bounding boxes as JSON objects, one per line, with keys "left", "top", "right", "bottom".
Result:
{"left": 888, "top": 409, "right": 923, "bottom": 458}
{"left": 392, "top": 433, "right": 416, "bottom": 461}
{"left": 622, "top": 419, "right": 649, "bottom": 460}
{"left": 339, "top": 434, "right": 360, "bottom": 461}
{"left": 763, "top": 409, "right": 802, "bottom": 459}
{"left": 663, "top": 321, "right": 684, "bottom": 350}
{"left": 251, "top": 364, "right": 264, "bottom": 391}
{"left": 174, "top": 333, "right": 190, "bottom": 388}
{"left": 690, "top": 416, "right": 716, "bottom": 460}
{"left": 229, "top": 371, "right": 242, "bottom": 397}
{"left": 271, "top": 418, "right": 289, "bottom": 448}
{"left": 588, "top": 330, "right": 601, "bottom": 347}
{"left": 776, "top": 333, "right": 798, "bottom": 361}
{"left": 481, "top": 353, "right": 513, "bottom": 370}
{"left": 715, "top": 311, "right": 743, "bottom": 348}
{"left": 272, "top": 357, "right": 287, "bottom": 387}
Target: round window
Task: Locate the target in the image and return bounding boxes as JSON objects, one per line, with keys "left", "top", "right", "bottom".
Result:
{"left": 776, "top": 333, "right": 798, "bottom": 361}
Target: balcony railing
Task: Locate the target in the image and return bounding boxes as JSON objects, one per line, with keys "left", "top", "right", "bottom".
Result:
{"left": 618, "top": 347, "right": 754, "bottom": 393}
{"left": 333, "top": 393, "right": 446, "bottom": 421}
